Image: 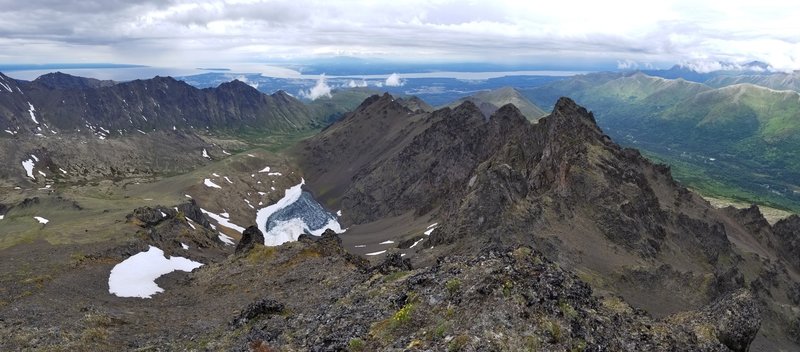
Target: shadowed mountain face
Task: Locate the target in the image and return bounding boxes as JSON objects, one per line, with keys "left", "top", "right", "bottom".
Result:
{"left": 298, "top": 94, "right": 800, "bottom": 349}
{"left": 0, "top": 72, "right": 317, "bottom": 137}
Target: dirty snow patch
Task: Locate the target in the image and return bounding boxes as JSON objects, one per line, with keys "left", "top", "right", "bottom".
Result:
{"left": 354, "top": 244, "right": 366, "bottom": 248}
{"left": 203, "top": 179, "right": 222, "bottom": 189}
{"left": 108, "top": 246, "right": 203, "bottom": 298}
{"left": 256, "top": 178, "right": 345, "bottom": 246}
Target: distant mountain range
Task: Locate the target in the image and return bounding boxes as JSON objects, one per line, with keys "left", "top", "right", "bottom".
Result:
{"left": 444, "top": 86, "right": 546, "bottom": 120}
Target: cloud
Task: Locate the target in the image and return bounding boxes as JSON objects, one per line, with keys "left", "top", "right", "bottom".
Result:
{"left": 0, "top": 1, "right": 799, "bottom": 72}
{"left": 346, "top": 79, "right": 367, "bottom": 88}
{"left": 234, "top": 75, "right": 259, "bottom": 89}
{"left": 298, "top": 74, "right": 332, "bottom": 100}
{"left": 384, "top": 73, "right": 404, "bottom": 87}
{"left": 616, "top": 59, "right": 639, "bottom": 70}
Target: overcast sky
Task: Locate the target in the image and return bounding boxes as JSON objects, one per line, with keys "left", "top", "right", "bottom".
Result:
{"left": 1, "top": 0, "right": 799, "bottom": 72}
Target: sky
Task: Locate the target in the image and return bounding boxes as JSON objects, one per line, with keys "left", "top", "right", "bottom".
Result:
{"left": 1, "top": 0, "right": 799, "bottom": 73}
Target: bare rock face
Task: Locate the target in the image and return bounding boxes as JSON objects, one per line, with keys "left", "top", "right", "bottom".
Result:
{"left": 667, "top": 289, "right": 760, "bottom": 352}
{"left": 235, "top": 225, "right": 265, "bottom": 254}
{"left": 710, "top": 290, "right": 761, "bottom": 352}
{"left": 773, "top": 215, "right": 800, "bottom": 269}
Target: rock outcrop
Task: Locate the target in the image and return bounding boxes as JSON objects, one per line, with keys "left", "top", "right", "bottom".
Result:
{"left": 235, "top": 225, "right": 265, "bottom": 254}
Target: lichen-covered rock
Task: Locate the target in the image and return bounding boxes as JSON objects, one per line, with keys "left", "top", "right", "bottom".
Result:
{"left": 126, "top": 205, "right": 176, "bottom": 227}
{"left": 230, "top": 298, "right": 284, "bottom": 328}
{"left": 371, "top": 252, "right": 412, "bottom": 274}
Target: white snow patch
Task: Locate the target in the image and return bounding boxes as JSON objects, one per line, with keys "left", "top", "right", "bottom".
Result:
{"left": 31, "top": 154, "right": 39, "bottom": 162}
{"left": 224, "top": 176, "right": 233, "bottom": 184}
{"left": 59, "top": 168, "right": 67, "bottom": 174}
{"left": 160, "top": 211, "right": 167, "bottom": 218}
{"left": 220, "top": 212, "right": 230, "bottom": 218}
{"left": 258, "top": 166, "right": 271, "bottom": 173}
{"left": 27, "top": 102, "right": 39, "bottom": 124}
{"left": 409, "top": 238, "right": 424, "bottom": 248}
{"left": 181, "top": 243, "right": 189, "bottom": 250}
{"left": 22, "top": 159, "right": 35, "bottom": 179}
{"left": 201, "top": 208, "right": 245, "bottom": 233}
{"left": 186, "top": 219, "right": 197, "bottom": 230}
{"left": 427, "top": 223, "right": 438, "bottom": 228}
{"left": 38, "top": 170, "right": 46, "bottom": 177}
{"left": 202, "top": 148, "right": 210, "bottom": 159}
{"left": 212, "top": 173, "right": 220, "bottom": 177}
{"left": 336, "top": 210, "right": 343, "bottom": 217}
{"left": 218, "top": 233, "right": 235, "bottom": 245}
{"left": 258, "top": 192, "right": 267, "bottom": 196}
{"left": 424, "top": 226, "right": 438, "bottom": 236}
{"left": 203, "top": 179, "right": 222, "bottom": 189}
{"left": 0, "top": 215, "right": 4, "bottom": 220}
{"left": 222, "top": 150, "right": 231, "bottom": 155}
{"left": 379, "top": 240, "right": 395, "bottom": 245}
{"left": 108, "top": 245, "right": 203, "bottom": 298}
{"left": 365, "top": 250, "right": 387, "bottom": 256}
{"left": 34, "top": 216, "right": 49, "bottom": 224}
{"left": 354, "top": 244, "right": 366, "bottom": 248}
{"left": 267, "top": 172, "right": 282, "bottom": 176}
{"left": 185, "top": 194, "right": 192, "bottom": 198}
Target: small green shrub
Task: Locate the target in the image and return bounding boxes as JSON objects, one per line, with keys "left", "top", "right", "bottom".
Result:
{"left": 448, "top": 335, "right": 470, "bottom": 352}
{"left": 348, "top": 338, "right": 365, "bottom": 351}
{"left": 446, "top": 279, "right": 461, "bottom": 296}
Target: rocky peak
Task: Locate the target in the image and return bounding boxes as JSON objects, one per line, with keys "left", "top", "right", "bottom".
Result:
{"left": 32, "top": 72, "right": 114, "bottom": 90}
{"left": 217, "top": 79, "right": 261, "bottom": 96}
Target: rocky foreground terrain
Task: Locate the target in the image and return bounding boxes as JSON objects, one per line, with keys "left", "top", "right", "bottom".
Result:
{"left": 0, "top": 80, "right": 798, "bottom": 351}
